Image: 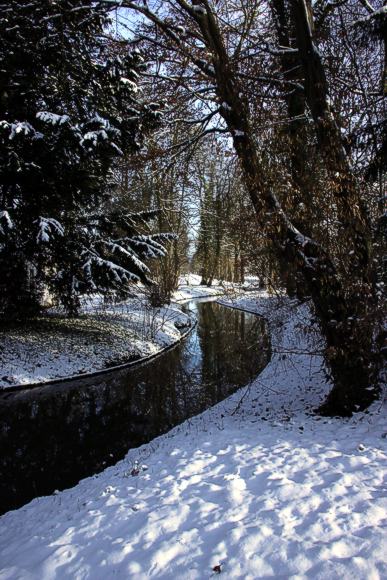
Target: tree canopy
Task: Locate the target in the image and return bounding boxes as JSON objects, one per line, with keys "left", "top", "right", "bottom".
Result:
{"left": 0, "top": 0, "right": 173, "bottom": 317}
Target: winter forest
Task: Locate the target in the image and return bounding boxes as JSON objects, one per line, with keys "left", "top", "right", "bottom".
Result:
{"left": 0, "top": 1, "right": 386, "bottom": 578}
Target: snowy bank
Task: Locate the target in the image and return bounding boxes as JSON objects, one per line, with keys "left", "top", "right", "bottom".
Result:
{"left": 0, "top": 292, "right": 385, "bottom": 578}
{"left": 0, "top": 275, "right": 258, "bottom": 389}
{"left": 0, "top": 298, "right": 191, "bottom": 389}
{"left": 172, "top": 273, "right": 259, "bottom": 303}
{"left": 173, "top": 273, "right": 229, "bottom": 302}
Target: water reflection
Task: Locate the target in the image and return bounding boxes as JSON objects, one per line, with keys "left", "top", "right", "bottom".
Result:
{"left": 0, "top": 299, "right": 270, "bottom": 513}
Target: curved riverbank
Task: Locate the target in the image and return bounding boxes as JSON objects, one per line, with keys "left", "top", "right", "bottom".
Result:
{"left": 1, "top": 292, "right": 385, "bottom": 579}
{"left": 0, "top": 299, "right": 269, "bottom": 514}
{"left": 0, "top": 314, "right": 195, "bottom": 394}
{"left": 0, "top": 280, "right": 257, "bottom": 391}
{"left": 0, "top": 300, "right": 193, "bottom": 391}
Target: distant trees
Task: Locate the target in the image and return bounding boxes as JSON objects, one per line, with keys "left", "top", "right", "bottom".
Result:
{"left": 0, "top": 0, "right": 173, "bottom": 319}
{"left": 103, "top": 0, "right": 386, "bottom": 415}
{"left": 194, "top": 142, "right": 231, "bottom": 286}
{"left": 1, "top": 0, "right": 385, "bottom": 414}
{"left": 192, "top": 140, "right": 254, "bottom": 286}
{"left": 113, "top": 121, "right": 192, "bottom": 305}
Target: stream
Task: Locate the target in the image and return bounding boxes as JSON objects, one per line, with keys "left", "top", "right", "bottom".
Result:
{"left": 0, "top": 298, "right": 270, "bottom": 514}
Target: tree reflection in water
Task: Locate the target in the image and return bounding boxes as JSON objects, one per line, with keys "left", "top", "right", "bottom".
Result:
{"left": 0, "top": 299, "right": 270, "bottom": 513}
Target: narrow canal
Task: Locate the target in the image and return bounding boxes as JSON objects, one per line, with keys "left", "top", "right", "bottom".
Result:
{"left": 0, "top": 298, "right": 270, "bottom": 514}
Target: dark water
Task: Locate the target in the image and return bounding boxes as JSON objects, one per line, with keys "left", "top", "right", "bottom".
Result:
{"left": 0, "top": 299, "right": 270, "bottom": 514}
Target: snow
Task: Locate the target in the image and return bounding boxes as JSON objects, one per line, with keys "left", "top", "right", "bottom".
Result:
{"left": 36, "top": 111, "right": 69, "bottom": 125}
{"left": 0, "top": 297, "right": 191, "bottom": 389}
{"left": 3, "top": 121, "right": 36, "bottom": 140}
{"left": 120, "top": 78, "right": 138, "bottom": 92}
{"left": 0, "top": 210, "right": 13, "bottom": 233}
{"left": 173, "top": 274, "right": 261, "bottom": 302}
{"left": 192, "top": 5, "right": 206, "bottom": 15}
{"left": 0, "top": 292, "right": 385, "bottom": 578}
{"left": 173, "top": 274, "right": 227, "bottom": 302}
{"left": 36, "top": 217, "right": 64, "bottom": 244}
{"left": 81, "top": 129, "right": 109, "bottom": 146}
{"left": 0, "top": 275, "right": 246, "bottom": 388}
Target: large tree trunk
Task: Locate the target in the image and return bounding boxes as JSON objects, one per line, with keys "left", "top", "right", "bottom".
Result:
{"left": 289, "top": 0, "right": 379, "bottom": 413}
{"left": 290, "top": 0, "right": 373, "bottom": 281}
{"left": 190, "top": 1, "right": 378, "bottom": 415}
{"left": 272, "top": 0, "right": 308, "bottom": 206}
{"left": 117, "top": 0, "right": 381, "bottom": 415}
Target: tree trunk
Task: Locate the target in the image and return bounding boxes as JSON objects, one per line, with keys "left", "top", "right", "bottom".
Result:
{"left": 119, "top": 0, "right": 381, "bottom": 415}
{"left": 290, "top": 0, "right": 373, "bottom": 287}
{"left": 289, "top": 0, "right": 379, "bottom": 413}
{"left": 0, "top": 253, "right": 42, "bottom": 321}
{"left": 191, "top": 2, "right": 378, "bottom": 415}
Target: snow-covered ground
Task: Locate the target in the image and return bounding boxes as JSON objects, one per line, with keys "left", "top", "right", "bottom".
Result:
{"left": 0, "top": 274, "right": 240, "bottom": 389}
{"left": 172, "top": 273, "right": 259, "bottom": 302}
{"left": 0, "top": 297, "right": 190, "bottom": 389}
{"left": 0, "top": 292, "right": 385, "bottom": 579}
{"left": 0, "top": 274, "right": 258, "bottom": 388}
{"left": 173, "top": 273, "right": 231, "bottom": 302}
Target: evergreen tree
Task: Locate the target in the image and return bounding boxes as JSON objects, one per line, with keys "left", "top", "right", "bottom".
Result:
{"left": 0, "top": 0, "right": 172, "bottom": 319}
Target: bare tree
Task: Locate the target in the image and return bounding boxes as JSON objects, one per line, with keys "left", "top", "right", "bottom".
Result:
{"left": 102, "top": 0, "right": 385, "bottom": 415}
